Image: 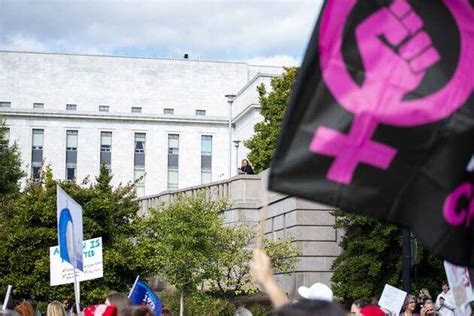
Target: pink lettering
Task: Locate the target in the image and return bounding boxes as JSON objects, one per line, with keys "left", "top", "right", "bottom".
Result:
{"left": 443, "top": 182, "right": 474, "bottom": 227}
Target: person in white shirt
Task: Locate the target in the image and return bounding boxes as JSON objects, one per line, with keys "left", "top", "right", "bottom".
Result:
{"left": 435, "top": 281, "right": 455, "bottom": 316}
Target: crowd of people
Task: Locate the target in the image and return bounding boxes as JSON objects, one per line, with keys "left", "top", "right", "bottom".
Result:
{"left": 0, "top": 249, "right": 462, "bottom": 316}
{"left": 249, "top": 248, "right": 459, "bottom": 316}
{"left": 0, "top": 293, "right": 172, "bottom": 316}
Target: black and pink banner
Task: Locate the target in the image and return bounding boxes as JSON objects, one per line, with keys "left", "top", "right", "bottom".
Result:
{"left": 268, "top": 0, "right": 474, "bottom": 266}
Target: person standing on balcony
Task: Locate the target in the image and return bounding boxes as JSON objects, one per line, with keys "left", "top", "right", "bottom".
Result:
{"left": 238, "top": 159, "right": 255, "bottom": 175}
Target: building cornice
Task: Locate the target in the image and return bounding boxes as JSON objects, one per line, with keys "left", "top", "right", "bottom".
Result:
{"left": 0, "top": 108, "right": 229, "bottom": 125}
{"left": 232, "top": 103, "right": 261, "bottom": 124}
{"left": 234, "top": 72, "right": 279, "bottom": 99}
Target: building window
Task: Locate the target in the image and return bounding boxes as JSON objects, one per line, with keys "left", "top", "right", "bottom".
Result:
{"left": 167, "top": 134, "right": 179, "bottom": 189}
{"left": 134, "top": 133, "right": 146, "bottom": 196}
{"left": 100, "top": 131, "right": 112, "bottom": 170}
{"left": 99, "top": 105, "right": 110, "bottom": 112}
{"left": 33, "top": 103, "right": 44, "bottom": 109}
{"left": 31, "top": 129, "right": 44, "bottom": 181}
{"left": 66, "top": 130, "right": 78, "bottom": 180}
{"left": 201, "top": 135, "right": 212, "bottom": 184}
{"left": 131, "top": 107, "right": 142, "bottom": 113}
{"left": 163, "top": 108, "right": 174, "bottom": 115}
{"left": 0, "top": 101, "right": 11, "bottom": 108}
{"left": 66, "top": 104, "right": 77, "bottom": 111}
{"left": 195, "top": 109, "right": 206, "bottom": 116}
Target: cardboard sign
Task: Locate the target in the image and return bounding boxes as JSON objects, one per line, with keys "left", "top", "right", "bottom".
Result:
{"left": 50, "top": 237, "right": 103, "bottom": 286}
{"left": 378, "top": 284, "right": 407, "bottom": 314}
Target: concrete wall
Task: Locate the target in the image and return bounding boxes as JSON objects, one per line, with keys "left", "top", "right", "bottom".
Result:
{"left": 138, "top": 172, "right": 342, "bottom": 299}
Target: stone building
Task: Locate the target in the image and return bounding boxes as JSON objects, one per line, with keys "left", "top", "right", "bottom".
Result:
{"left": 0, "top": 50, "right": 282, "bottom": 195}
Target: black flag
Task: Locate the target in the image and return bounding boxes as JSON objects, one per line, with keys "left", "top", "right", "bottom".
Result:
{"left": 268, "top": 0, "right": 474, "bottom": 266}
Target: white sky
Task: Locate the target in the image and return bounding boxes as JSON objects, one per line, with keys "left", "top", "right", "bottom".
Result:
{"left": 0, "top": 0, "right": 323, "bottom": 66}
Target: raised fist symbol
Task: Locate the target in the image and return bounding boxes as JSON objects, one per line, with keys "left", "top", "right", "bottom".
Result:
{"left": 357, "top": 0, "right": 439, "bottom": 104}
{"left": 309, "top": 0, "right": 474, "bottom": 184}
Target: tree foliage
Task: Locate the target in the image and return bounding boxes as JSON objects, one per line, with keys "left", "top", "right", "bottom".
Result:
{"left": 0, "top": 121, "right": 25, "bottom": 215}
{"left": 331, "top": 211, "right": 445, "bottom": 302}
{"left": 142, "top": 194, "right": 300, "bottom": 298}
{"left": 0, "top": 164, "right": 152, "bottom": 305}
{"left": 245, "top": 67, "right": 297, "bottom": 173}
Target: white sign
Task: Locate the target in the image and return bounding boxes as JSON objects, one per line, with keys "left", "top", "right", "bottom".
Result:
{"left": 444, "top": 261, "right": 473, "bottom": 309}
{"left": 50, "top": 237, "right": 103, "bottom": 286}
{"left": 57, "top": 185, "right": 84, "bottom": 271}
{"left": 378, "top": 284, "right": 407, "bottom": 314}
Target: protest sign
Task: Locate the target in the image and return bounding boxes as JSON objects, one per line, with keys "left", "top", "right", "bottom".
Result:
{"left": 378, "top": 284, "right": 407, "bottom": 314}
{"left": 444, "top": 261, "right": 473, "bottom": 308}
{"left": 50, "top": 237, "right": 103, "bottom": 286}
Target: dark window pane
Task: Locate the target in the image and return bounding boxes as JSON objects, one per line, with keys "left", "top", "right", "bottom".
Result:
{"left": 66, "top": 150, "right": 77, "bottom": 163}
{"left": 134, "top": 153, "right": 145, "bottom": 167}
{"left": 67, "top": 168, "right": 76, "bottom": 180}
{"left": 201, "top": 155, "right": 212, "bottom": 169}
{"left": 100, "top": 151, "right": 111, "bottom": 165}
{"left": 32, "top": 149, "right": 43, "bottom": 163}
{"left": 168, "top": 154, "right": 179, "bottom": 168}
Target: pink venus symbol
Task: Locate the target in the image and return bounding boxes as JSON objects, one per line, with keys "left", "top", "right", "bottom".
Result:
{"left": 310, "top": 0, "right": 474, "bottom": 184}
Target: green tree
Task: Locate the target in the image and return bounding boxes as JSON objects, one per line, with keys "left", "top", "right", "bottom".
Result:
{"left": 0, "top": 121, "right": 25, "bottom": 216}
{"left": 245, "top": 67, "right": 297, "bottom": 173}
{"left": 206, "top": 224, "right": 300, "bottom": 298}
{"left": 331, "top": 211, "right": 445, "bottom": 302}
{"left": 142, "top": 194, "right": 300, "bottom": 306}
{"left": 0, "top": 164, "right": 152, "bottom": 306}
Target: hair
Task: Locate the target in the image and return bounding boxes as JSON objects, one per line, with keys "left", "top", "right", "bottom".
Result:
{"left": 270, "top": 299, "right": 346, "bottom": 316}
{"left": 442, "top": 281, "right": 449, "bottom": 287}
{"left": 419, "top": 288, "right": 431, "bottom": 300}
{"left": 47, "top": 301, "right": 67, "bottom": 316}
{"left": 401, "top": 294, "right": 416, "bottom": 312}
{"left": 15, "top": 301, "right": 35, "bottom": 316}
{"left": 118, "top": 306, "right": 152, "bottom": 316}
{"left": 161, "top": 308, "right": 171, "bottom": 316}
{"left": 241, "top": 159, "right": 250, "bottom": 167}
{"left": 352, "top": 298, "right": 370, "bottom": 309}
{"left": 106, "top": 293, "right": 131, "bottom": 313}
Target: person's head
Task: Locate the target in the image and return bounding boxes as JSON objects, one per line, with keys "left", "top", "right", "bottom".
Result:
{"left": 441, "top": 281, "right": 449, "bottom": 293}
{"left": 418, "top": 288, "right": 431, "bottom": 299}
{"left": 234, "top": 307, "right": 252, "bottom": 316}
{"left": 105, "top": 293, "right": 131, "bottom": 313}
{"left": 15, "top": 301, "right": 35, "bottom": 316}
{"left": 118, "top": 306, "right": 152, "bottom": 316}
{"left": 270, "top": 299, "right": 346, "bottom": 316}
{"left": 241, "top": 159, "right": 249, "bottom": 167}
{"left": 350, "top": 298, "right": 369, "bottom": 314}
{"left": 423, "top": 301, "right": 436, "bottom": 315}
{"left": 61, "top": 300, "right": 70, "bottom": 311}
{"left": 160, "top": 308, "right": 171, "bottom": 316}
{"left": 404, "top": 294, "right": 416, "bottom": 312}
{"left": 47, "top": 301, "right": 67, "bottom": 316}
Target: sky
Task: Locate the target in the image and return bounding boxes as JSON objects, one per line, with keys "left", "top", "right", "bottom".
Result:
{"left": 0, "top": 0, "right": 323, "bottom": 67}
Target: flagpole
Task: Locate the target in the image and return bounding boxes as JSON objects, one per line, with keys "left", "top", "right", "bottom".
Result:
{"left": 128, "top": 276, "right": 140, "bottom": 299}
{"left": 2, "top": 285, "right": 12, "bottom": 310}
{"left": 402, "top": 228, "right": 412, "bottom": 293}
{"left": 71, "top": 237, "right": 81, "bottom": 316}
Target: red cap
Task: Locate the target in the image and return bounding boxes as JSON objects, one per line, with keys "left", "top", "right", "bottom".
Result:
{"left": 359, "top": 305, "right": 385, "bottom": 316}
{"left": 83, "top": 305, "right": 118, "bottom": 316}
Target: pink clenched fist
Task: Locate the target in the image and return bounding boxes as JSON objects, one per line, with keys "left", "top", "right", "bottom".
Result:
{"left": 355, "top": 0, "right": 440, "bottom": 102}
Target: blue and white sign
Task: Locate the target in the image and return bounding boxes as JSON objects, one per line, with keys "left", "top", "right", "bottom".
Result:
{"left": 50, "top": 237, "right": 103, "bottom": 286}
{"left": 129, "top": 279, "right": 162, "bottom": 316}
{"left": 57, "top": 185, "right": 84, "bottom": 271}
